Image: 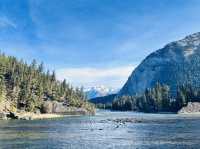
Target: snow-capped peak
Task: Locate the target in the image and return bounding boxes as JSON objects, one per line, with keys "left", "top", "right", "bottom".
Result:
{"left": 84, "top": 86, "right": 118, "bottom": 99}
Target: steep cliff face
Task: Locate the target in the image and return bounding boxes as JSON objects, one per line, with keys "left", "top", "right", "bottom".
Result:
{"left": 119, "top": 32, "right": 200, "bottom": 97}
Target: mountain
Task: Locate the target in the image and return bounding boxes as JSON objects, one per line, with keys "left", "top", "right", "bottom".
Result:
{"left": 85, "top": 86, "right": 117, "bottom": 99}
{"left": 119, "top": 32, "right": 200, "bottom": 97}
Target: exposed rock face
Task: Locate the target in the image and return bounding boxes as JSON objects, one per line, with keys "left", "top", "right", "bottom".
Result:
{"left": 178, "top": 102, "right": 200, "bottom": 114}
{"left": 41, "top": 101, "right": 91, "bottom": 115}
{"left": 41, "top": 101, "right": 53, "bottom": 113}
{"left": 119, "top": 32, "right": 200, "bottom": 97}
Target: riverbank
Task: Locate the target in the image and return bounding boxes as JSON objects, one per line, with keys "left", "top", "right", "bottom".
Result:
{"left": 0, "top": 100, "right": 95, "bottom": 120}
{"left": 14, "top": 112, "right": 64, "bottom": 120}
{"left": 1, "top": 111, "right": 92, "bottom": 120}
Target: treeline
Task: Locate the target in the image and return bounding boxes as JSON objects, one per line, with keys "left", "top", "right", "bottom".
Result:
{"left": 90, "top": 94, "right": 116, "bottom": 109}
{"left": 0, "top": 53, "right": 94, "bottom": 113}
{"left": 112, "top": 83, "right": 200, "bottom": 112}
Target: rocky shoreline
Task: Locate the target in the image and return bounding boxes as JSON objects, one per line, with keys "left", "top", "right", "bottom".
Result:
{"left": 0, "top": 112, "right": 64, "bottom": 120}
{"left": 0, "top": 100, "right": 95, "bottom": 120}
{"left": 0, "top": 109, "right": 94, "bottom": 120}
{"left": 178, "top": 102, "right": 200, "bottom": 114}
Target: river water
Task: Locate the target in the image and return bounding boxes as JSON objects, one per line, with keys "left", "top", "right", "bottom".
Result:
{"left": 0, "top": 110, "right": 200, "bottom": 149}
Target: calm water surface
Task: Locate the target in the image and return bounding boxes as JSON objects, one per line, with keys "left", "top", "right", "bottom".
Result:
{"left": 0, "top": 110, "right": 200, "bottom": 149}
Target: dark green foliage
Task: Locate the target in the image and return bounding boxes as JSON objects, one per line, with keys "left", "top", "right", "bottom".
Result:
{"left": 0, "top": 52, "right": 94, "bottom": 112}
{"left": 175, "top": 84, "right": 200, "bottom": 111}
{"left": 112, "top": 83, "right": 176, "bottom": 112}
{"left": 95, "top": 103, "right": 112, "bottom": 109}
{"left": 90, "top": 94, "right": 116, "bottom": 110}
{"left": 112, "top": 82, "right": 200, "bottom": 113}
{"left": 90, "top": 94, "right": 116, "bottom": 104}
{"left": 112, "top": 95, "right": 138, "bottom": 111}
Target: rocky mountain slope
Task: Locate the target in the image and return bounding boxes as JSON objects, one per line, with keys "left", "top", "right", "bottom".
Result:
{"left": 119, "top": 32, "right": 200, "bottom": 97}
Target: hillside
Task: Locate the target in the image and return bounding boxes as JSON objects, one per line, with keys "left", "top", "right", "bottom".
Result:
{"left": 0, "top": 53, "right": 94, "bottom": 119}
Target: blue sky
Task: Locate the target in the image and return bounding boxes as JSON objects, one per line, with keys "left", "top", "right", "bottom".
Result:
{"left": 1, "top": 0, "right": 200, "bottom": 88}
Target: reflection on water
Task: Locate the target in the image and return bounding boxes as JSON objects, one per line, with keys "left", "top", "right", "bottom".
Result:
{"left": 0, "top": 110, "right": 200, "bottom": 149}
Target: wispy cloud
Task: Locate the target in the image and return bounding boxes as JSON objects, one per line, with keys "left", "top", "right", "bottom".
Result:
{"left": 1, "top": 0, "right": 200, "bottom": 89}
{"left": 0, "top": 16, "right": 16, "bottom": 28}
{"left": 56, "top": 65, "right": 137, "bottom": 88}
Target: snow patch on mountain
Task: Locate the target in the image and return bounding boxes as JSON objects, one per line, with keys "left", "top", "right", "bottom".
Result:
{"left": 84, "top": 86, "right": 118, "bottom": 99}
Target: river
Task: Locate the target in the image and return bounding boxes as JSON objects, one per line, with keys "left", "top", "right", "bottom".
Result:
{"left": 0, "top": 110, "right": 200, "bottom": 149}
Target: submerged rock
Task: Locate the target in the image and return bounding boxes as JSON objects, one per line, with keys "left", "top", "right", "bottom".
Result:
{"left": 178, "top": 102, "right": 200, "bottom": 114}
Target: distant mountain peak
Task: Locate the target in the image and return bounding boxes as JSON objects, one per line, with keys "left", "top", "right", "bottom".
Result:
{"left": 84, "top": 86, "right": 118, "bottom": 99}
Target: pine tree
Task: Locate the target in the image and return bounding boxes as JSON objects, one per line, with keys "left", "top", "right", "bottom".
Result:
{"left": 0, "top": 76, "right": 6, "bottom": 103}
{"left": 0, "top": 53, "right": 94, "bottom": 113}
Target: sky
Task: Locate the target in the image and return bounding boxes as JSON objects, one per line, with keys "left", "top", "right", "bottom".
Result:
{"left": 0, "top": 0, "right": 200, "bottom": 89}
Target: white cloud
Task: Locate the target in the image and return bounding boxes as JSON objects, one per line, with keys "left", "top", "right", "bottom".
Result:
{"left": 56, "top": 65, "right": 137, "bottom": 89}
{"left": 0, "top": 16, "right": 16, "bottom": 28}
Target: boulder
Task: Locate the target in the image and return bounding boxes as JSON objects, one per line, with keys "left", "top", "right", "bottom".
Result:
{"left": 41, "top": 101, "right": 91, "bottom": 115}
{"left": 51, "top": 101, "right": 89, "bottom": 115}
{"left": 52, "top": 101, "right": 67, "bottom": 113}
{"left": 178, "top": 102, "right": 200, "bottom": 114}
{"left": 41, "top": 101, "right": 53, "bottom": 113}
